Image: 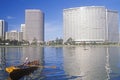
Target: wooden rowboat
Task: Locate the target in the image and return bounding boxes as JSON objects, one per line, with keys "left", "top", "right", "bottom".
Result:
{"left": 6, "top": 60, "right": 40, "bottom": 80}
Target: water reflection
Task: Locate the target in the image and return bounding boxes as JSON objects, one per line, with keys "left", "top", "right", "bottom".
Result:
{"left": 0, "top": 48, "right": 6, "bottom": 70}
{"left": 21, "top": 47, "right": 44, "bottom": 65}
{"left": 63, "top": 46, "right": 120, "bottom": 80}
{"left": 108, "top": 47, "right": 120, "bottom": 80}
{"left": 0, "top": 46, "right": 120, "bottom": 80}
{"left": 0, "top": 47, "right": 44, "bottom": 80}
{"left": 6, "top": 47, "right": 22, "bottom": 66}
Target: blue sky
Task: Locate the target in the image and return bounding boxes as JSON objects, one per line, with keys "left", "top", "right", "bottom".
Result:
{"left": 0, "top": 0, "right": 119, "bottom": 41}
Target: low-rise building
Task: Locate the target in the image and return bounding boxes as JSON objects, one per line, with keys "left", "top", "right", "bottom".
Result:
{"left": 6, "top": 30, "right": 23, "bottom": 41}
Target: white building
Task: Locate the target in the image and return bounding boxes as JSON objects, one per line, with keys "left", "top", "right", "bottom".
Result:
{"left": 24, "top": 9, "right": 44, "bottom": 43}
{"left": 6, "top": 30, "right": 23, "bottom": 41}
{"left": 0, "top": 20, "right": 8, "bottom": 39}
{"left": 20, "top": 24, "right": 25, "bottom": 32}
{"left": 107, "top": 10, "right": 119, "bottom": 42}
{"left": 63, "top": 6, "right": 119, "bottom": 43}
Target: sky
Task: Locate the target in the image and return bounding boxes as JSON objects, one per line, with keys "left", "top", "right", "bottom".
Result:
{"left": 0, "top": 0, "right": 120, "bottom": 41}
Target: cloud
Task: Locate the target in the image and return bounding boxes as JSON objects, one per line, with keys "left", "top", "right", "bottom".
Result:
{"left": 6, "top": 16, "right": 15, "bottom": 19}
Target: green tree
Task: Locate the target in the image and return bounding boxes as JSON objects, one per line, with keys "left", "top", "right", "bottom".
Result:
{"left": 31, "top": 37, "right": 37, "bottom": 45}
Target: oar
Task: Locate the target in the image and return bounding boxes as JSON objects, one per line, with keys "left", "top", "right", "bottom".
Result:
{"left": 7, "top": 77, "right": 12, "bottom": 80}
{"left": 26, "top": 65, "right": 56, "bottom": 68}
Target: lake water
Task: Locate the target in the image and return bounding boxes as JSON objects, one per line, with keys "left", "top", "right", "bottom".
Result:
{"left": 0, "top": 46, "right": 120, "bottom": 80}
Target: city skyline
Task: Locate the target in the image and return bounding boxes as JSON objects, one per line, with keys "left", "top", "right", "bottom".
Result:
{"left": 0, "top": 0, "right": 119, "bottom": 41}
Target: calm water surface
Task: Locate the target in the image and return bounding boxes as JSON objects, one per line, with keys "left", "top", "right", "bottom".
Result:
{"left": 0, "top": 46, "right": 120, "bottom": 80}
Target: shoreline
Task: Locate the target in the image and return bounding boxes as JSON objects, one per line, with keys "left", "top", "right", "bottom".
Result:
{"left": 0, "top": 44, "right": 120, "bottom": 48}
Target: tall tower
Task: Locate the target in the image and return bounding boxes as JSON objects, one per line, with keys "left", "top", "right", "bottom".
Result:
{"left": 20, "top": 24, "right": 25, "bottom": 32}
{"left": 0, "top": 20, "right": 8, "bottom": 40}
{"left": 24, "top": 9, "right": 44, "bottom": 43}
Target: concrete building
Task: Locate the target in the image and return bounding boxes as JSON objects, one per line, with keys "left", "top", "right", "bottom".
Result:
{"left": 0, "top": 20, "right": 8, "bottom": 39}
{"left": 24, "top": 9, "right": 44, "bottom": 43}
{"left": 20, "top": 24, "right": 25, "bottom": 32}
{"left": 63, "top": 6, "right": 119, "bottom": 43}
{"left": 6, "top": 30, "right": 23, "bottom": 41}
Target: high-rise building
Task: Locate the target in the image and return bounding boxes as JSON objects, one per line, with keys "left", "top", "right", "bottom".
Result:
{"left": 63, "top": 6, "right": 119, "bottom": 43}
{"left": 0, "top": 20, "right": 8, "bottom": 39}
{"left": 24, "top": 9, "right": 44, "bottom": 43}
{"left": 20, "top": 24, "right": 25, "bottom": 32}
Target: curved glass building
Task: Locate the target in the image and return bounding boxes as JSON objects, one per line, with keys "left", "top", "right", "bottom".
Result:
{"left": 63, "top": 6, "right": 119, "bottom": 43}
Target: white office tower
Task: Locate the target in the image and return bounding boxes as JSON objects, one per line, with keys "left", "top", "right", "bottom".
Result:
{"left": 0, "top": 20, "right": 8, "bottom": 39}
{"left": 24, "top": 9, "right": 44, "bottom": 43}
{"left": 20, "top": 24, "right": 25, "bottom": 32}
{"left": 63, "top": 6, "right": 119, "bottom": 43}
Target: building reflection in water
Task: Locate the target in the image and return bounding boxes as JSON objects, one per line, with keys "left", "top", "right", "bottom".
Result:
{"left": 108, "top": 47, "right": 120, "bottom": 79}
{"left": 5, "top": 47, "right": 22, "bottom": 66}
{"left": 21, "top": 47, "right": 44, "bottom": 65}
{"left": 0, "top": 48, "right": 6, "bottom": 70}
{"left": 0, "top": 47, "right": 44, "bottom": 80}
{"left": 63, "top": 46, "right": 119, "bottom": 80}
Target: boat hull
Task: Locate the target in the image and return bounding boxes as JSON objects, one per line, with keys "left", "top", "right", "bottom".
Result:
{"left": 9, "top": 66, "right": 38, "bottom": 80}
